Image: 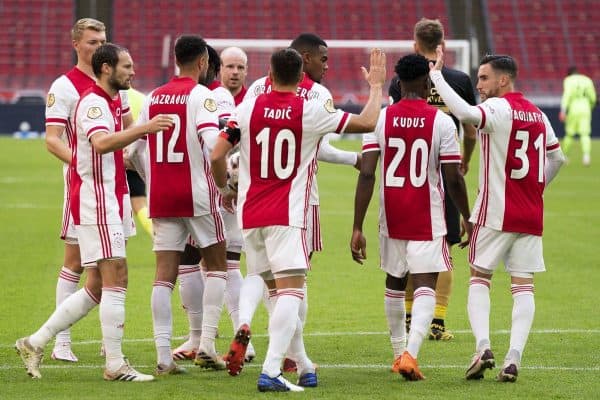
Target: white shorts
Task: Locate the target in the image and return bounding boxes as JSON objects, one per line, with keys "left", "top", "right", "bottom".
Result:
{"left": 305, "top": 204, "right": 322, "bottom": 254}
{"left": 222, "top": 208, "right": 243, "bottom": 253}
{"left": 74, "top": 194, "right": 135, "bottom": 265}
{"left": 379, "top": 234, "right": 452, "bottom": 278}
{"left": 242, "top": 226, "right": 309, "bottom": 276}
{"left": 153, "top": 213, "right": 226, "bottom": 252}
{"left": 469, "top": 224, "right": 545, "bottom": 274}
{"left": 76, "top": 224, "right": 127, "bottom": 265}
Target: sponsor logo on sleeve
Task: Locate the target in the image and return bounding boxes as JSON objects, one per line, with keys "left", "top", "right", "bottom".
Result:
{"left": 324, "top": 98, "right": 336, "bottom": 113}
{"left": 87, "top": 107, "right": 103, "bottom": 119}
{"left": 46, "top": 93, "right": 55, "bottom": 108}
{"left": 204, "top": 98, "right": 217, "bottom": 112}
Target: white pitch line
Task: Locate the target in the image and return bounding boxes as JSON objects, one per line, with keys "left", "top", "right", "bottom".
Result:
{"left": 1, "top": 363, "right": 598, "bottom": 372}
{"left": 2, "top": 329, "right": 599, "bottom": 349}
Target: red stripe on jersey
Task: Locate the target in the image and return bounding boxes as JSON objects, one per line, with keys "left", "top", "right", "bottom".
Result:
{"left": 362, "top": 143, "right": 379, "bottom": 152}
{"left": 46, "top": 117, "right": 67, "bottom": 126}
{"left": 477, "top": 105, "right": 486, "bottom": 129}
{"left": 547, "top": 142, "right": 560, "bottom": 151}
{"left": 477, "top": 134, "right": 490, "bottom": 226}
{"left": 441, "top": 239, "right": 453, "bottom": 271}
{"left": 197, "top": 122, "right": 219, "bottom": 131}
{"left": 87, "top": 125, "right": 109, "bottom": 138}
{"left": 334, "top": 113, "right": 349, "bottom": 133}
{"left": 440, "top": 154, "right": 462, "bottom": 162}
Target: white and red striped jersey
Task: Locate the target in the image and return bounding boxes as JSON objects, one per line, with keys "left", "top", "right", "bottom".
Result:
{"left": 221, "top": 90, "right": 350, "bottom": 229}
{"left": 362, "top": 99, "right": 461, "bottom": 241}
{"left": 70, "top": 85, "right": 129, "bottom": 225}
{"left": 137, "top": 76, "right": 221, "bottom": 218}
{"left": 207, "top": 80, "right": 235, "bottom": 120}
{"left": 472, "top": 93, "right": 560, "bottom": 235}
{"left": 245, "top": 74, "right": 335, "bottom": 206}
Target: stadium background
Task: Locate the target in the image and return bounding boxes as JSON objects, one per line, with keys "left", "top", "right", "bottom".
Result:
{"left": 0, "top": 0, "right": 598, "bottom": 135}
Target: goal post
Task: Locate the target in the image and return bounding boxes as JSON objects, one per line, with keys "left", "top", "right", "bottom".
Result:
{"left": 205, "top": 38, "right": 470, "bottom": 105}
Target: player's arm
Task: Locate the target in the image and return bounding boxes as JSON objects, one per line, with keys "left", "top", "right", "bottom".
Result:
{"left": 442, "top": 162, "right": 472, "bottom": 248}
{"left": 351, "top": 138, "right": 379, "bottom": 264}
{"left": 429, "top": 47, "right": 482, "bottom": 126}
{"left": 588, "top": 79, "right": 597, "bottom": 108}
{"left": 460, "top": 123, "right": 477, "bottom": 175}
{"left": 90, "top": 114, "right": 173, "bottom": 154}
{"left": 317, "top": 134, "right": 359, "bottom": 169}
{"left": 542, "top": 113, "right": 566, "bottom": 186}
{"left": 559, "top": 78, "right": 572, "bottom": 122}
{"left": 344, "top": 48, "right": 386, "bottom": 133}
{"left": 210, "top": 120, "right": 239, "bottom": 196}
{"left": 45, "top": 125, "right": 71, "bottom": 164}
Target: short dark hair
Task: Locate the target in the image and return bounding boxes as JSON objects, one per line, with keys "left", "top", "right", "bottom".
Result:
{"left": 207, "top": 45, "right": 221, "bottom": 76}
{"left": 270, "top": 48, "right": 303, "bottom": 86}
{"left": 175, "top": 35, "right": 208, "bottom": 66}
{"left": 480, "top": 54, "right": 518, "bottom": 80}
{"left": 92, "top": 43, "right": 127, "bottom": 77}
{"left": 290, "top": 33, "right": 327, "bottom": 54}
{"left": 567, "top": 66, "right": 577, "bottom": 75}
{"left": 395, "top": 53, "right": 429, "bottom": 82}
{"left": 414, "top": 18, "right": 444, "bottom": 53}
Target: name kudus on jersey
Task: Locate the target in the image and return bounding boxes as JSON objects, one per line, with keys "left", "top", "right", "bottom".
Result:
{"left": 393, "top": 117, "right": 426, "bottom": 128}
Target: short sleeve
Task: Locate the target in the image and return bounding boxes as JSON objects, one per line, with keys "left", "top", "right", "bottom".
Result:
{"left": 46, "top": 77, "right": 75, "bottom": 127}
{"left": 304, "top": 97, "right": 350, "bottom": 136}
{"left": 542, "top": 112, "right": 561, "bottom": 153}
{"left": 80, "top": 97, "right": 111, "bottom": 140}
{"left": 119, "top": 89, "right": 131, "bottom": 115}
{"left": 436, "top": 112, "right": 461, "bottom": 163}
{"left": 478, "top": 97, "right": 510, "bottom": 133}
{"left": 135, "top": 90, "right": 152, "bottom": 127}
{"left": 362, "top": 133, "right": 380, "bottom": 153}
{"left": 191, "top": 86, "right": 220, "bottom": 137}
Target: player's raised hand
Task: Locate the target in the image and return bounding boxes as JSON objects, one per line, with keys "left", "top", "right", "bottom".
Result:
{"left": 350, "top": 229, "right": 367, "bottom": 265}
{"left": 145, "top": 114, "right": 174, "bottom": 133}
{"left": 429, "top": 44, "right": 444, "bottom": 71}
{"left": 361, "top": 48, "right": 386, "bottom": 88}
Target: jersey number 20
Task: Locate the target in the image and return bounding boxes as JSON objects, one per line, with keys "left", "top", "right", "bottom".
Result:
{"left": 385, "top": 137, "right": 429, "bottom": 188}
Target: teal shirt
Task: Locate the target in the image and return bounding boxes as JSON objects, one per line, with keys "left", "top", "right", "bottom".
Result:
{"left": 560, "top": 74, "right": 597, "bottom": 116}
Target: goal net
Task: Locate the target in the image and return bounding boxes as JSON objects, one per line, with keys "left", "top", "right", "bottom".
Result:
{"left": 204, "top": 38, "right": 470, "bottom": 105}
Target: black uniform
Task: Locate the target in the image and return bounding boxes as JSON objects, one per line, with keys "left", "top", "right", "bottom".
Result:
{"left": 388, "top": 66, "right": 476, "bottom": 245}
{"left": 126, "top": 169, "right": 146, "bottom": 197}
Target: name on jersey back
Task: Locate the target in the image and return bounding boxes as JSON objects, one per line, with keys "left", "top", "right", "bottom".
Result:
{"left": 151, "top": 94, "right": 189, "bottom": 105}
{"left": 393, "top": 117, "right": 426, "bottom": 128}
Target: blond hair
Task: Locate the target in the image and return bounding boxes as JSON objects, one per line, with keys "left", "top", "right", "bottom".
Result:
{"left": 414, "top": 18, "right": 444, "bottom": 53}
{"left": 71, "top": 18, "right": 105, "bottom": 41}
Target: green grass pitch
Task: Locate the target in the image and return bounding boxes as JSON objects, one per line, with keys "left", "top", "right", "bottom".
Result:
{"left": 0, "top": 136, "right": 598, "bottom": 399}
